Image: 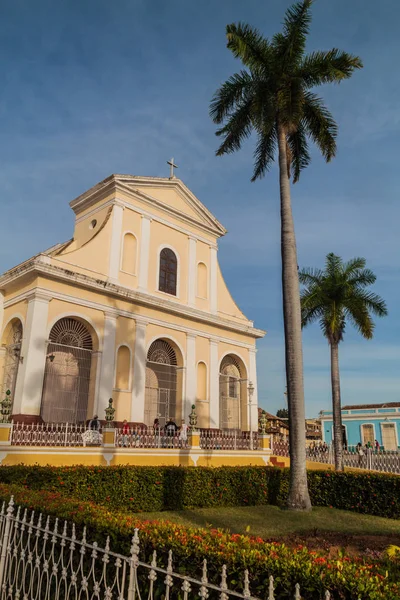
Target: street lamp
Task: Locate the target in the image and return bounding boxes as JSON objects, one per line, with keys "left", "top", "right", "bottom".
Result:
{"left": 248, "top": 381, "right": 255, "bottom": 450}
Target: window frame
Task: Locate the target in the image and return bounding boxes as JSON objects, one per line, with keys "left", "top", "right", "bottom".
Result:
{"left": 157, "top": 246, "right": 179, "bottom": 297}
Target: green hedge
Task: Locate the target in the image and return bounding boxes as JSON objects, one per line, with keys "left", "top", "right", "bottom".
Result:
{"left": 0, "top": 465, "right": 400, "bottom": 518}
{"left": 0, "top": 482, "right": 397, "bottom": 600}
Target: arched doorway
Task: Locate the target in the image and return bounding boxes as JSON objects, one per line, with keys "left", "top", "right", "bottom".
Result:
{"left": 1, "top": 319, "right": 23, "bottom": 400}
{"left": 144, "top": 339, "right": 183, "bottom": 427}
{"left": 219, "top": 354, "right": 246, "bottom": 430}
{"left": 41, "top": 318, "right": 93, "bottom": 423}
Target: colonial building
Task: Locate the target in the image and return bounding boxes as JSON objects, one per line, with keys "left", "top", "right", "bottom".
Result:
{"left": 0, "top": 173, "right": 264, "bottom": 430}
{"left": 320, "top": 403, "right": 400, "bottom": 450}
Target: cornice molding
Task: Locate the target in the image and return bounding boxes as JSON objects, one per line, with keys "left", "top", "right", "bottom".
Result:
{"left": 0, "top": 259, "right": 265, "bottom": 341}
{"left": 69, "top": 174, "right": 226, "bottom": 239}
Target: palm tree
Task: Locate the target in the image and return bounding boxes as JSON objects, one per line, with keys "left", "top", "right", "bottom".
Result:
{"left": 299, "top": 253, "right": 387, "bottom": 471}
{"left": 210, "top": 0, "right": 362, "bottom": 509}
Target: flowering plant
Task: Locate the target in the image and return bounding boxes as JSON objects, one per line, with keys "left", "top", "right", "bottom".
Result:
{"left": 0, "top": 483, "right": 397, "bottom": 600}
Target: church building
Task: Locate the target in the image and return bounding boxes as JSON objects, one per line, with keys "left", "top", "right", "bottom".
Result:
{"left": 0, "top": 173, "right": 264, "bottom": 430}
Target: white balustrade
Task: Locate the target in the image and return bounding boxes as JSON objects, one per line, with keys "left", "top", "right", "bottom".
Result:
{"left": 200, "top": 430, "right": 259, "bottom": 451}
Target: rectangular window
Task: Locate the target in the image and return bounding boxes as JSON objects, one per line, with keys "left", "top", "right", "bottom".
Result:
{"left": 381, "top": 423, "right": 397, "bottom": 451}
{"left": 361, "top": 424, "right": 374, "bottom": 445}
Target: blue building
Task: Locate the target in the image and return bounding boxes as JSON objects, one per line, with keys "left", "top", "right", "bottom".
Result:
{"left": 319, "top": 403, "right": 400, "bottom": 450}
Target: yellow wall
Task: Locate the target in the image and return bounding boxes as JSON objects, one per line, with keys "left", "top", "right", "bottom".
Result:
{"left": 217, "top": 264, "right": 248, "bottom": 323}
{"left": 0, "top": 446, "right": 271, "bottom": 468}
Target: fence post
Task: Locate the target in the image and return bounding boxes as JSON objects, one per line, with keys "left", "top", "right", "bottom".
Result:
{"left": 0, "top": 496, "right": 14, "bottom": 589}
{"left": 127, "top": 529, "right": 140, "bottom": 600}
{"left": 64, "top": 422, "right": 69, "bottom": 447}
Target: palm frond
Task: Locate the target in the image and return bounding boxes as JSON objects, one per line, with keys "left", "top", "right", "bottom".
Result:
{"left": 251, "top": 126, "right": 277, "bottom": 181}
{"left": 325, "top": 253, "right": 343, "bottom": 278}
{"left": 303, "top": 92, "right": 337, "bottom": 161}
{"left": 287, "top": 122, "right": 311, "bottom": 183}
{"left": 298, "top": 267, "right": 324, "bottom": 285}
{"left": 210, "top": 71, "right": 253, "bottom": 124}
{"left": 346, "top": 289, "right": 388, "bottom": 318}
{"left": 215, "top": 97, "right": 254, "bottom": 155}
{"left": 348, "top": 269, "right": 377, "bottom": 287}
{"left": 344, "top": 302, "right": 374, "bottom": 339}
{"left": 343, "top": 256, "right": 366, "bottom": 275}
{"left": 299, "top": 48, "right": 363, "bottom": 87}
{"left": 226, "top": 22, "right": 272, "bottom": 70}
{"left": 273, "top": 0, "right": 313, "bottom": 68}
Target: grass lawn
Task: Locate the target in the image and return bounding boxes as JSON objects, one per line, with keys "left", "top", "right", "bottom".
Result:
{"left": 139, "top": 505, "right": 400, "bottom": 555}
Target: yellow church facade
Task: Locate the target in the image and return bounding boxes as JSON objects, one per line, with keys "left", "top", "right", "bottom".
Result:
{"left": 0, "top": 174, "right": 264, "bottom": 432}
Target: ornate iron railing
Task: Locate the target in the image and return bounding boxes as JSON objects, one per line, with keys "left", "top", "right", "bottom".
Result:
{"left": 200, "top": 430, "right": 259, "bottom": 451}
{"left": 0, "top": 496, "right": 337, "bottom": 600}
{"left": 10, "top": 421, "right": 89, "bottom": 447}
{"left": 273, "top": 441, "right": 400, "bottom": 474}
{"left": 116, "top": 427, "right": 187, "bottom": 449}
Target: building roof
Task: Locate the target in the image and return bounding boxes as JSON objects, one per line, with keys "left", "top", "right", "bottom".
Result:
{"left": 342, "top": 402, "right": 400, "bottom": 410}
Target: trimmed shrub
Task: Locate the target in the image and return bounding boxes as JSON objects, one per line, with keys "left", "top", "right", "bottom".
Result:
{"left": 0, "top": 465, "right": 399, "bottom": 519}
{"left": 0, "top": 483, "right": 397, "bottom": 600}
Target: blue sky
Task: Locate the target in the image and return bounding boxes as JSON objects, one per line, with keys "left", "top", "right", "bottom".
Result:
{"left": 1, "top": 0, "right": 399, "bottom": 417}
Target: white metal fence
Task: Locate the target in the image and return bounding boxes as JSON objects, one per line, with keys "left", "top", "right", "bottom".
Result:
{"left": 116, "top": 427, "right": 187, "bottom": 449}
{"left": 200, "top": 430, "right": 259, "bottom": 451}
{"left": 10, "top": 421, "right": 89, "bottom": 447}
{"left": 0, "top": 496, "right": 339, "bottom": 599}
{"left": 9, "top": 422, "right": 261, "bottom": 451}
{"left": 273, "top": 441, "right": 400, "bottom": 474}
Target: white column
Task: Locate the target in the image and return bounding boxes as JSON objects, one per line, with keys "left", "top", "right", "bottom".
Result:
{"left": 249, "top": 348, "right": 259, "bottom": 431}
{"left": 15, "top": 292, "right": 49, "bottom": 416}
{"left": 138, "top": 216, "right": 151, "bottom": 292}
{"left": 185, "top": 333, "right": 196, "bottom": 420}
{"left": 187, "top": 238, "right": 197, "bottom": 307}
{"left": 210, "top": 246, "right": 218, "bottom": 314}
{"left": 0, "top": 291, "right": 4, "bottom": 335}
{"left": 108, "top": 202, "right": 125, "bottom": 283}
{"left": 209, "top": 338, "right": 219, "bottom": 428}
{"left": 131, "top": 320, "right": 147, "bottom": 422}
{"left": 97, "top": 313, "right": 117, "bottom": 419}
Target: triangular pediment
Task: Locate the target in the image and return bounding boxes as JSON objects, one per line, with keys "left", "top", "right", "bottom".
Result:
{"left": 70, "top": 174, "right": 227, "bottom": 238}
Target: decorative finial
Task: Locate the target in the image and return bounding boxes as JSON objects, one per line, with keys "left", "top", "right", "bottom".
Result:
{"left": 167, "top": 158, "right": 178, "bottom": 179}
{"left": 104, "top": 398, "right": 115, "bottom": 428}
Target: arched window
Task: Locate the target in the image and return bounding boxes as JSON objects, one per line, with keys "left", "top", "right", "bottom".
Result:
{"left": 121, "top": 233, "right": 137, "bottom": 274}
{"left": 41, "top": 318, "right": 93, "bottom": 423}
{"left": 219, "top": 355, "right": 243, "bottom": 430}
{"left": 115, "top": 345, "right": 131, "bottom": 390}
{"left": 197, "top": 362, "right": 207, "bottom": 401}
{"left": 197, "top": 262, "right": 208, "bottom": 299}
{"left": 159, "top": 248, "right": 177, "bottom": 296}
{"left": 145, "top": 339, "right": 182, "bottom": 427}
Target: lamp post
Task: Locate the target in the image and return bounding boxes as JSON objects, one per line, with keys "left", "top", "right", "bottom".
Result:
{"left": 248, "top": 381, "right": 255, "bottom": 450}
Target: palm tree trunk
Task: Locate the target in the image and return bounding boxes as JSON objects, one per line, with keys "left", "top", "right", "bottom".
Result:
{"left": 277, "top": 124, "right": 311, "bottom": 511}
{"left": 330, "top": 341, "right": 344, "bottom": 471}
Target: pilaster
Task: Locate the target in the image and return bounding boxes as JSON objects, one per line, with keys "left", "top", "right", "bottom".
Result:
{"left": 108, "top": 202, "right": 125, "bottom": 283}
{"left": 187, "top": 237, "right": 197, "bottom": 307}
{"left": 210, "top": 246, "right": 218, "bottom": 314}
{"left": 15, "top": 292, "right": 49, "bottom": 416}
{"left": 0, "top": 291, "right": 4, "bottom": 336}
{"left": 131, "top": 320, "right": 148, "bottom": 422}
{"left": 138, "top": 216, "right": 151, "bottom": 292}
{"left": 97, "top": 313, "right": 117, "bottom": 419}
{"left": 185, "top": 333, "right": 196, "bottom": 420}
{"left": 209, "top": 338, "right": 219, "bottom": 428}
{"left": 249, "top": 348, "right": 259, "bottom": 431}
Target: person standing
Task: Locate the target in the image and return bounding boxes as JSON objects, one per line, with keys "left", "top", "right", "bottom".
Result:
{"left": 121, "top": 420, "right": 130, "bottom": 447}
{"left": 179, "top": 419, "right": 188, "bottom": 448}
